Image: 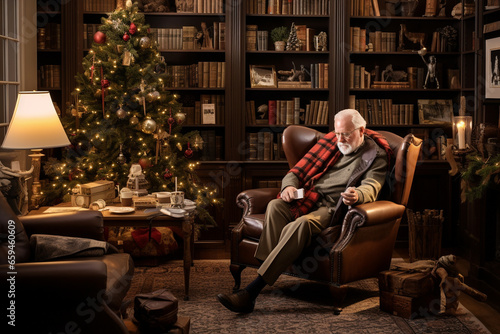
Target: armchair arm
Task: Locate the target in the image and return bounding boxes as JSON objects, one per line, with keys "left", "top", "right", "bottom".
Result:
{"left": 334, "top": 201, "right": 405, "bottom": 250}
{"left": 236, "top": 188, "right": 280, "bottom": 216}
{"left": 348, "top": 200, "right": 405, "bottom": 227}
{"left": 0, "top": 260, "right": 107, "bottom": 297}
{"left": 20, "top": 210, "right": 105, "bottom": 240}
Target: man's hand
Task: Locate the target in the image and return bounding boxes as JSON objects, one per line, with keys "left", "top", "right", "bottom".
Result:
{"left": 341, "top": 187, "right": 358, "bottom": 206}
{"left": 280, "top": 186, "right": 297, "bottom": 203}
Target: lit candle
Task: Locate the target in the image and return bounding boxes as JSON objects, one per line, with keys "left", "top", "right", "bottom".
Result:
{"left": 457, "top": 120, "right": 466, "bottom": 149}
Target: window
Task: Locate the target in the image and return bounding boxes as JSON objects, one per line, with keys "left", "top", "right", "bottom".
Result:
{"left": 0, "top": 0, "right": 20, "bottom": 144}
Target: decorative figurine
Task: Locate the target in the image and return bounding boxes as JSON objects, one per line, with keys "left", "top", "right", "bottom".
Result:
{"left": 398, "top": 24, "right": 426, "bottom": 51}
{"left": 381, "top": 64, "right": 407, "bottom": 82}
{"left": 278, "top": 62, "right": 310, "bottom": 82}
{"left": 419, "top": 47, "right": 440, "bottom": 89}
{"left": 315, "top": 31, "right": 327, "bottom": 51}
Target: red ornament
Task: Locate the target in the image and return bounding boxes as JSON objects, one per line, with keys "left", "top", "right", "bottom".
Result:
{"left": 184, "top": 142, "right": 193, "bottom": 158}
{"left": 129, "top": 22, "right": 137, "bottom": 35}
{"left": 93, "top": 31, "right": 106, "bottom": 44}
{"left": 123, "top": 33, "right": 130, "bottom": 42}
{"left": 163, "top": 168, "right": 173, "bottom": 179}
{"left": 138, "top": 157, "right": 152, "bottom": 169}
{"left": 101, "top": 79, "right": 110, "bottom": 88}
{"left": 167, "top": 109, "right": 175, "bottom": 134}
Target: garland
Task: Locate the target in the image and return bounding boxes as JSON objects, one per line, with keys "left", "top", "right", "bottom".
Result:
{"left": 461, "top": 153, "right": 500, "bottom": 201}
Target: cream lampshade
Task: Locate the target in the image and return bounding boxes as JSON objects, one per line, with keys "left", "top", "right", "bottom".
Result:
{"left": 2, "top": 91, "right": 70, "bottom": 208}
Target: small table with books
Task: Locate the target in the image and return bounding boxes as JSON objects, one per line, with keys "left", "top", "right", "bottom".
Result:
{"left": 32, "top": 202, "right": 196, "bottom": 300}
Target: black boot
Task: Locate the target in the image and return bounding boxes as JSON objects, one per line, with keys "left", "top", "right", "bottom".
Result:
{"left": 217, "top": 290, "right": 255, "bottom": 313}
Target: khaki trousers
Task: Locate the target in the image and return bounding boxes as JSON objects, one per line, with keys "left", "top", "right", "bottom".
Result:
{"left": 254, "top": 198, "right": 332, "bottom": 285}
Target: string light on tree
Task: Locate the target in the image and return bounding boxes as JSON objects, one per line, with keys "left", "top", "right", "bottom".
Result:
{"left": 42, "top": 2, "right": 220, "bottom": 228}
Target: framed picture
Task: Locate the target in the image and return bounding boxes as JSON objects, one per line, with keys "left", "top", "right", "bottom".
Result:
{"left": 250, "top": 65, "right": 277, "bottom": 88}
{"left": 485, "top": 36, "right": 500, "bottom": 99}
{"left": 417, "top": 99, "right": 453, "bottom": 125}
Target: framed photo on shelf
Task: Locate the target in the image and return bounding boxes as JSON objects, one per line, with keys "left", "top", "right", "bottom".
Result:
{"left": 417, "top": 99, "right": 453, "bottom": 125}
{"left": 485, "top": 36, "right": 500, "bottom": 99}
{"left": 250, "top": 65, "right": 277, "bottom": 88}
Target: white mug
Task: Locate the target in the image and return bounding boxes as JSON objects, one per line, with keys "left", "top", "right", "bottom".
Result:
{"left": 170, "top": 191, "right": 184, "bottom": 207}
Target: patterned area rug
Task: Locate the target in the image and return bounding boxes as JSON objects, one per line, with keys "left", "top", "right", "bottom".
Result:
{"left": 125, "top": 259, "right": 491, "bottom": 334}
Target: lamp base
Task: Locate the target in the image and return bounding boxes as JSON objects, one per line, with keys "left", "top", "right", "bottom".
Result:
{"left": 29, "top": 150, "right": 45, "bottom": 210}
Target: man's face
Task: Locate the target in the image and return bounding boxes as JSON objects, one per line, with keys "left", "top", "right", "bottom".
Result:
{"left": 334, "top": 116, "right": 365, "bottom": 155}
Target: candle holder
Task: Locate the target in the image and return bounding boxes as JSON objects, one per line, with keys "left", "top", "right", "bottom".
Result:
{"left": 452, "top": 116, "right": 472, "bottom": 151}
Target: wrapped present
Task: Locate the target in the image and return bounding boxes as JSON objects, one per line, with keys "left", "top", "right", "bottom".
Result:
{"left": 378, "top": 270, "right": 440, "bottom": 319}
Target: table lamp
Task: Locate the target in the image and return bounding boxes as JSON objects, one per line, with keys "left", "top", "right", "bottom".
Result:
{"left": 1, "top": 91, "right": 70, "bottom": 209}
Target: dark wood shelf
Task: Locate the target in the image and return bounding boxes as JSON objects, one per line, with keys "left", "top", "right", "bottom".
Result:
{"left": 160, "top": 49, "right": 225, "bottom": 53}
{"left": 484, "top": 7, "right": 500, "bottom": 16}
{"left": 247, "top": 14, "right": 328, "bottom": 18}
{"left": 83, "top": 11, "right": 226, "bottom": 16}
{"left": 247, "top": 88, "right": 329, "bottom": 91}
{"left": 350, "top": 15, "right": 458, "bottom": 21}
{"left": 246, "top": 50, "right": 329, "bottom": 54}
{"left": 350, "top": 88, "right": 461, "bottom": 92}
{"left": 182, "top": 124, "right": 225, "bottom": 128}
{"left": 164, "top": 87, "right": 225, "bottom": 91}
{"left": 37, "top": 49, "right": 61, "bottom": 52}
{"left": 246, "top": 124, "right": 328, "bottom": 129}
{"left": 350, "top": 51, "right": 460, "bottom": 56}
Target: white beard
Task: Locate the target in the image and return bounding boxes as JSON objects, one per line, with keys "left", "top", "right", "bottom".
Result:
{"left": 338, "top": 143, "right": 353, "bottom": 155}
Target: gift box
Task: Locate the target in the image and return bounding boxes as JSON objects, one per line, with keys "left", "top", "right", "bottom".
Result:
{"left": 378, "top": 270, "right": 440, "bottom": 319}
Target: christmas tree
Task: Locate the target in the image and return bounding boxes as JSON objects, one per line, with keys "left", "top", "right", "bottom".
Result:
{"left": 43, "top": 2, "right": 219, "bottom": 225}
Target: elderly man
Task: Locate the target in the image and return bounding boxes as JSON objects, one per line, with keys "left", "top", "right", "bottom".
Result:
{"left": 217, "top": 109, "right": 392, "bottom": 313}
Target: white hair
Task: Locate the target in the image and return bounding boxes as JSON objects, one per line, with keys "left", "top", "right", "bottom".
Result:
{"left": 334, "top": 109, "right": 366, "bottom": 129}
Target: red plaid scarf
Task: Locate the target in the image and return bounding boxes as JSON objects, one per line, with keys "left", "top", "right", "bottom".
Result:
{"left": 282, "top": 129, "right": 393, "bottom": 218}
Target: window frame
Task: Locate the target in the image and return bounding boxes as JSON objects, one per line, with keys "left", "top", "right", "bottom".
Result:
{"left": 0, "top": 0, "right": 20, "bottom": 138}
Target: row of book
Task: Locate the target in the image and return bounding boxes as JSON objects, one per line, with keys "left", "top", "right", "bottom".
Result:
{"left": 350, "top": 96, "right": 415, "bottom": 125}
{"left": 429, "top": 30, "right": 455, "bottom": 53}
{"left": 198, "top": 130, "right": 223, "bottom": 161}
{"left": 350, "top": 0, "right": 381, "bottom": 17}
{"left": 164, "top": 62, "right": 226, "bottom": 88}
{"left": 350, "top": 28, "right": 397, "bottom": 53}
{"left": 83, "top": 0, "right": 116, "bottom": 12}
{"left": 37, "top": 24, "right": 61, "bottom": 50}
{"left": 349, "top": 63, "right": 426, "bottom": 90}
{"left": 247, "top": 132, "right": 286, "bottom": 161}
{"left": 181, "top": 94, "right": 225, "bottom": 125}
{"left": 37, "top": 65, "right": 61, "bottom": 89}
{"left": 246, "top": 25, "right": 318, "bottom": 52}
{"left": 246, "top": 0, "right": 329, "bottom": 15}
{"left": 150, "top": 23, "right": 225, "bottom": 51}
{"left": 246, "top": 98, "right": 328, "bottom": 126}
{"left": 174, "top": 0, "right": 225, "bottom": 14}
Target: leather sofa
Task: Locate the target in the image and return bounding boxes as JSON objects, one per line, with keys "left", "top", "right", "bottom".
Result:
{"left": 0, "top": 192, "right": 134, "bottom": 333}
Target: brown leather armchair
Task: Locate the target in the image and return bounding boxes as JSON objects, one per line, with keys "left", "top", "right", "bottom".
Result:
{"left": 230, "top": 125, "right": 422, "bottom": 302}
{"left": 0, "top": 192, "right": 134, "bottom": 334}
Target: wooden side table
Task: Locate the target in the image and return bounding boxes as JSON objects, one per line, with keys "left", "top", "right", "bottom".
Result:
{"left": 33, "top": 204, "right": 195, "bottom": 300}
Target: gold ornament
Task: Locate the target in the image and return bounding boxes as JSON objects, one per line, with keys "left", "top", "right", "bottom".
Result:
{"left": 116, "top": 107, "right": 126, "bottom": 119}
{"left": 193, "top": 134, "right": 204, "bottom": 149}
{"left": 176, "top": 142, "right": 183, "bottom": 151}
{"left": 141, "top": 117, "right": 157, "bottom": 134}
{"left": 129, "top": 115, "right": 139, "bottom": 125}
{"left": 174, "top": 112, "right": 186, "bottom": 124}
{"left": 140, "top": 36, "right": 151, "bottom": 49}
